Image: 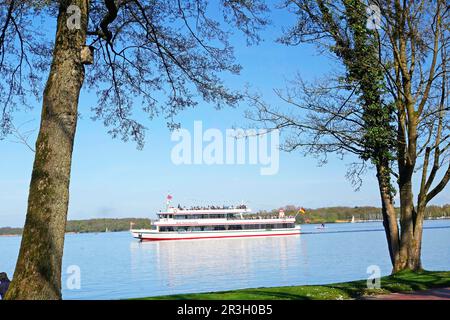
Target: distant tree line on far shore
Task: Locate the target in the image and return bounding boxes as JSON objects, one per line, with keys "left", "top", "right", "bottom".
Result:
{"left": 1, "top": 205, "right": 449, "bottom": 236}
{"left": 0, "top": 227, "right": 23, "bottom": 236}
{"left": 0, "top": 218, "right": 151, "bottom": 236}
{"left": 257, "top": 204, "right": 450, "bottom": 224}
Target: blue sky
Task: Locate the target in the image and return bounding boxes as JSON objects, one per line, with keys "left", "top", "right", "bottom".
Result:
{"left": 1, "top": 4, "right": 448, "bottom": 227}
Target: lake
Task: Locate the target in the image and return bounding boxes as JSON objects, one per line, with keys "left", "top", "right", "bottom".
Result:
{"left": 1, "top": 220, "right": 449, "bottom": 299}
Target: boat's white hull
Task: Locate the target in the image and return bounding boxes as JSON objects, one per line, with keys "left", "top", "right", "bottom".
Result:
{"left": 131, "top": 226, "right": 301, "bottom": 241}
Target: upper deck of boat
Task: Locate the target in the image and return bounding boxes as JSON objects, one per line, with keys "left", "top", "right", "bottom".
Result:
{"left": 159, "top": 206, "right": 252, "bottom": 215}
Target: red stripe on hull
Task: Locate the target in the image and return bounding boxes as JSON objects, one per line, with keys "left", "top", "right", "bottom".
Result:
{"left": 137, "top": 232, "right": 300, "bottom": 241}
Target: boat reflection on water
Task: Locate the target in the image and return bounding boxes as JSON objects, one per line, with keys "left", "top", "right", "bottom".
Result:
{"left": 129, "top": 235, "right": 301, "bottom": 296}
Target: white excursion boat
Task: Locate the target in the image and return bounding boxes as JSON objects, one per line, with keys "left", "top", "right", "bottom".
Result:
{"left": 131, "top": 199, "right": 301, "bottom": 241}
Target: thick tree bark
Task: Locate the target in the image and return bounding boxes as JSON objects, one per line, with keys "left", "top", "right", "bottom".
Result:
{"left": 394, "top": 156, "right": 424, "bottom": 272}
{"left": 395, "top": 176, "right": 413, "bottom": 271}
{"left": 375, "top": 162, "right": 400, "bottom": 270}
{"left": 394, "top": 184, "right": 423, "bottom": 272}
{"left": 5, "top": 0, "right": 89, "bottom": 300}
{"left": 375, "top": 136, "right": 424, "bottom": 273}
{"left": 408, "top": 194, "right": 427, "bottom": 271}
{"left": 409, "top": 206, "right": 424, "bottom": 271}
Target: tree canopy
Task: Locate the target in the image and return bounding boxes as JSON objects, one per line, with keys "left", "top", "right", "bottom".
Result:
{"left": 0, "top": 0, "right": 269, "bottom": 147}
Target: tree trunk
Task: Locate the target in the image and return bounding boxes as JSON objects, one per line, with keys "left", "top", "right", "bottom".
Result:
{"left": 375, "top": 162, "right": 400, "bottom": 270}
{"left": 5, "top": 0, "right": 89, "bottom": 300}
{"left": 408, "top": 202, "right": 425, "bottom": 271}
{"left": 395, "top": 171, "right": 415, "bottom": 272}
{"left": 408, "top": 221, "right": 423, "bottom": 270}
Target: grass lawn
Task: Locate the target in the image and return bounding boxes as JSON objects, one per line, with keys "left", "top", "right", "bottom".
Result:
{"left": 138, "top": 270, "right": 450, "bottom": 300}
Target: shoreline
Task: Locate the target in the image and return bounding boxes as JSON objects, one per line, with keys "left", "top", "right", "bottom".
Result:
{"left": 314, "top": 217, "right": 450, "bottom": 224}
{"left": 0, "top": 231, "right": 122, "bottom": 237}
{"left": 2, "top": 217, "right": 449, "bottom": 237}
{"left": 0, "top": 230, "right": 121, "bottom": 237}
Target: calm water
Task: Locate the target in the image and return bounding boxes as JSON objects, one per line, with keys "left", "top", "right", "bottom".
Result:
{"left": 1, "top": 220, "right": 449, "bottom": 299}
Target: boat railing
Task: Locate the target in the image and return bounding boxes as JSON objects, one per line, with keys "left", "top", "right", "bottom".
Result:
{"left": 226, "top": 216, "right": 295, "bottom": 220}
{"left": 173, "top": 205, "right": 248, "bottom": 211}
